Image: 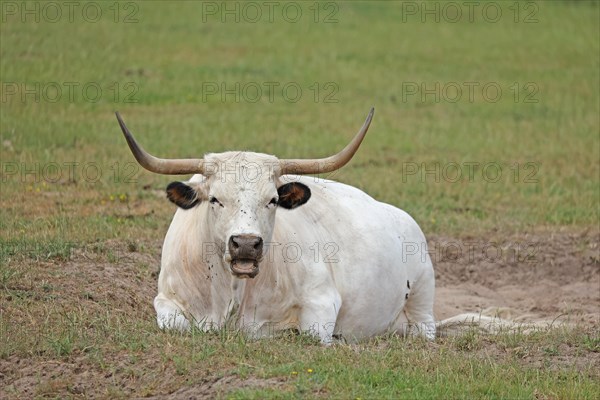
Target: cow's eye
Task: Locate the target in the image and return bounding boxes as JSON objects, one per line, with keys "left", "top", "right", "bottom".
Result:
{"left": 268, "top": 197, "right": 278, "bottom": 207}
{"left": 209, "top": 196, "right": 223, "bottom": 207}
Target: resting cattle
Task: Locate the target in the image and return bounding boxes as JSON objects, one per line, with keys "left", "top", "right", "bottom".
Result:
{"left": 116, "top": 108, "right": 436, "bottom": 344}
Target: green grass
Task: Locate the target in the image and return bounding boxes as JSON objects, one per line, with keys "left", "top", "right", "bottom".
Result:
{"left": 1, "top": 298, "right": 598, "bottom": 398}
{"left": 1, "top": 1, "right": 598, "bottom": 243}
{"left": 1, "top": 1, "right": 599, "bottom": 398}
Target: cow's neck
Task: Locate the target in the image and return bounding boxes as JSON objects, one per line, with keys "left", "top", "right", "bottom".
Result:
{"left": 199, "top": 209, "right": 281, "bottom": 328}
{"left": 209, "top": 256, "right": 282, "bottom": 330}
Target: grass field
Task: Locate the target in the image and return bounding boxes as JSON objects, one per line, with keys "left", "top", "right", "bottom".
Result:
{"left": 1, "top": 1, "right": 599, "bottom": 398}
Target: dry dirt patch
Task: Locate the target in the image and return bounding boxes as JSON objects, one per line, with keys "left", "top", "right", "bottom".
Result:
{"left": 149, "top": 375, "right": 290, "bottom": 399}
{"left": 431, "top": 229, "right": 599, "bottom": 326}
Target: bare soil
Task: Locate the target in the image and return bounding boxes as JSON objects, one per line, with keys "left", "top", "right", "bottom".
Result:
{"left": 1, "top": 229, "right": 598, "bottom": 398}
{"left": 432, "top": 229, "right": 599, "bottom": 326}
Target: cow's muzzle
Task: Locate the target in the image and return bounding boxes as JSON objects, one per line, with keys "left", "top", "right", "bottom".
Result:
{"left": 228, "top": 235, "right": 263, "bottom": 278}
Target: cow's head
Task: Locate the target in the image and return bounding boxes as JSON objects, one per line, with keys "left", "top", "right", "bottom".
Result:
{"left": 116, "top": 108, "right": 374, "bottom": 278}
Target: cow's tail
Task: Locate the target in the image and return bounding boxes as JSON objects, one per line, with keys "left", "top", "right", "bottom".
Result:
{"left": 435, "top": 313, "right": 514, "bottom": 337}
{"left": 434, "top": 308, "right": 560, "bottom": 337}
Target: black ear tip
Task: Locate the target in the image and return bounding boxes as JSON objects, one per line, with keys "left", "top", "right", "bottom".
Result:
{"left": 166, "top": 181, "right": 181, "bottom": 190}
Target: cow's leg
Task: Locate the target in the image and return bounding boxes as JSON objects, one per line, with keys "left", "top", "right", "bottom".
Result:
{"left": 403, "top": 262, "right": 436, "bottom": 340}
{"left": 298, "top": 290, "right": 342, "bottom": 345}
{"left": 154, "top": 293, "right": 190, "bottom": 331}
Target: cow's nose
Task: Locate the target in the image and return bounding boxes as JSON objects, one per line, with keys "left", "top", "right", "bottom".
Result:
{"left": 229, "top": 235, "right": 263, "bottom": 258}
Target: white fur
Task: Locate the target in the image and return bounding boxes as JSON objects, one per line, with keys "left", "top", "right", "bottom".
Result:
{"left": 155, "top": 152, "right": 436, "bottom": 343}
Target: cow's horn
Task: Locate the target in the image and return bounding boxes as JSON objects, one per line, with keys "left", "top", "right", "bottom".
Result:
{"left": 279, "top": 108, "right": 374, "bottom": 175}
{"left": 116, "top": 112, "right": 204, "bottom": 175}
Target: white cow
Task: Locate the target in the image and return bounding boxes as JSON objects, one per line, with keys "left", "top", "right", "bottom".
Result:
{"left": 116, "top": 109, "right": 436, "bottom": 344}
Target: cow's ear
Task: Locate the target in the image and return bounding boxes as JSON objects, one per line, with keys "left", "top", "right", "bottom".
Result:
{"left": 166, "top": 181, "right": 200, "bottom": 209}
{"left": 277, "top": 182, "right": 311, "bottom": 209}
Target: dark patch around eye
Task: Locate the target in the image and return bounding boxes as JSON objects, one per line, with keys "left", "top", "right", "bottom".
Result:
{"left": 209, "top": 196, "right": 223, "bottom": 207}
